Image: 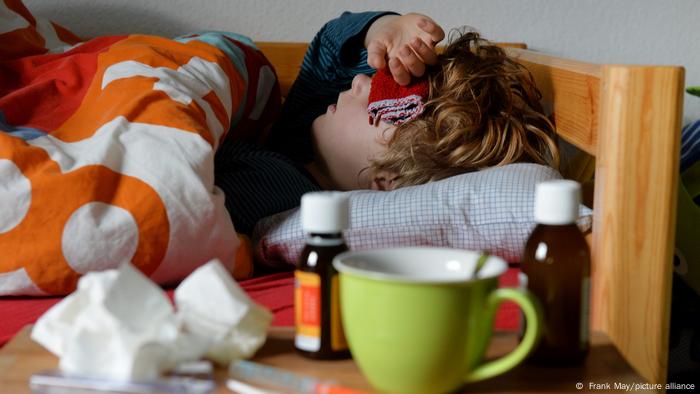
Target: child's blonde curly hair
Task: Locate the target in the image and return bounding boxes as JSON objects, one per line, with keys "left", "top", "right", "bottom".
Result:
{"left": 369, "top": 30, "right": 560, "bottom": 188}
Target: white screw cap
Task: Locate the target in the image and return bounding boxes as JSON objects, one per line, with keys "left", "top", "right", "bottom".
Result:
{"left": 534, "top": 180, "right": 581, "bottom": 225}
{"left": 301, "top": 192, "right": 349, "bottom": 234}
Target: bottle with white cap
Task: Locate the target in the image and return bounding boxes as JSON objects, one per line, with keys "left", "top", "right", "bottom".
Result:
{"left": 522, "top": 180, "right": 590, "bottom": 364}
{"left": 294, "top": 192, "right": 351, "bottom": 359}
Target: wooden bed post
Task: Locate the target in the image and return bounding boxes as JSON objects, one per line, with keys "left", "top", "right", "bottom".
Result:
{"left": 592, "top": 65, "right": 684, "bottom": 385}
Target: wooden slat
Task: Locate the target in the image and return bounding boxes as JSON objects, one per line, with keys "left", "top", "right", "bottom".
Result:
{"left": 256, "top": 42, "right": 307, "bottom": 97}
{"left": 506, "top": 48, "right": 602, "bottom": 155}
{"left": 497, "top": 42, "right": 527, "bottom": 49}
{"left": 592, "top": 65, "right": 684, "bottom": 385}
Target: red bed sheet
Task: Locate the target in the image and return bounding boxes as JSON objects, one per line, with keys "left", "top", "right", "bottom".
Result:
{"left": 0, "top": 268, "right": 521, "bottom": 347}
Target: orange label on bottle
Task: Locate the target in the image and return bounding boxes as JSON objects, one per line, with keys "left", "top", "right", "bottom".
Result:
{"left": 330, "top": 274, "right": 348, "bottom": 351}
{"left": 295, "top": 271, "right": 321, "bottom": 339}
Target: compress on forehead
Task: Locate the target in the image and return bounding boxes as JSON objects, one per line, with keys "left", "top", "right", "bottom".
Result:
{"left": 368, "top": 67, "right": 429, "bottom": 125}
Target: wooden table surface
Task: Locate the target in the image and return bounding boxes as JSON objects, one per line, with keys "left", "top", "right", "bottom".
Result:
{"left": 0, "top": 325, "right": 645, "bottom": 393}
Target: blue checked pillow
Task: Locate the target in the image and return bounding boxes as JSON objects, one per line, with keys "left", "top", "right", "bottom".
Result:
{"left": 252, "top": 163, "right": 592, "bottom": 267}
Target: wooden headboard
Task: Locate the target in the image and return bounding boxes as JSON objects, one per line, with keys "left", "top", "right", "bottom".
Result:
{"left": 509, "top": 49, "right": 684, "bottom": 386}
{"left": 255, "top": 42, "right": 685, "bottom": 385}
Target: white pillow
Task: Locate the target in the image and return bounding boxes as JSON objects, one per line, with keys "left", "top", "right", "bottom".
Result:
{"left": 253, "top": 163, "right": 592, "bottom": 267}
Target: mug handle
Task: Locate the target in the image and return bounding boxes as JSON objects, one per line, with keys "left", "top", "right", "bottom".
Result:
{"left": 463, "top": 287, "right": 543, "bottom": 383}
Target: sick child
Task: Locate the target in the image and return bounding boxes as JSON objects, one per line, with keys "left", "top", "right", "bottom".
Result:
{"left": 216, "top": 12, "right": 559, "bottom": 235}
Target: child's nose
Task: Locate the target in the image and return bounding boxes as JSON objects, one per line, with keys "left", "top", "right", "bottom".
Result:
{"left": 351, "top": 74, "right": 371, "bottom": 97}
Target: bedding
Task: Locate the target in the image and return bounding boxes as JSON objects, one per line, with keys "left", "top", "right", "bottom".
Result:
{"left": 0, "top": 0, "right": 280, "bottom": 295}
{"left": 253, "top": 163, "right": 593, "bottom": 268}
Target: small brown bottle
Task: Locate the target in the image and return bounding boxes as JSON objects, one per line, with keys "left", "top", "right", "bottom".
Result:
{"left": 294, "top": 192, "right": 351, "bottom": 359}
{"left": 522, "top": 180, "right": 590, "bottom": 364}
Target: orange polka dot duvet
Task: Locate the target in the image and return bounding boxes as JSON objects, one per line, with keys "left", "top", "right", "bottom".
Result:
{"left": 0, "top": 0, "right": 280, "bottom": 295}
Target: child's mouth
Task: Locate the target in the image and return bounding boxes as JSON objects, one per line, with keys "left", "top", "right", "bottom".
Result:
{"left": 328, "top": 104, "right": 336, "bottom": 114}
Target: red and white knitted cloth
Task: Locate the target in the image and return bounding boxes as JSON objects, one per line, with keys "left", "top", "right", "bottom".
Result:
{"left": 367, "top": 67, "right": 429, "bottom": 125}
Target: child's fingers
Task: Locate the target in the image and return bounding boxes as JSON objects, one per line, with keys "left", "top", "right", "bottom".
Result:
{"left": 410, "top": 37, "right": 438, "bottom": 66}
{"left": 399, "top": 44, "right": 426, "bottom": 78}
{"left": 417, "top": 18, "right": 445, "bottom": 44}
{"left": 367, "top": 40, "right": 388, "bottom": 69}
{"left": 389, "top": 57, "right": 410, "bottom": 86}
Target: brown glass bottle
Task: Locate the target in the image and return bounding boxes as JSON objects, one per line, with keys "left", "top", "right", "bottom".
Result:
{"left": 294, "top": 192, "right": 351, "bottom": 359}
{"left": 523, "top": 224, "right": 590, "bottom": 364}
{"left": 522, "top": 180, "right": 590, "bottom": 365}
{"left": 295, "top": 233, "right": 350, "bottom": 359}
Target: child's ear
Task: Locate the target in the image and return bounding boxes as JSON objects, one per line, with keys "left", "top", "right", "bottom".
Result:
{"left": 371, "top": 170, "right": 400, "bottom": 191}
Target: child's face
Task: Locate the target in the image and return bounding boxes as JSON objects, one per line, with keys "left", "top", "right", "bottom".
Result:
{"left": 311, "top": 74, "right": 396, "bottom": 190}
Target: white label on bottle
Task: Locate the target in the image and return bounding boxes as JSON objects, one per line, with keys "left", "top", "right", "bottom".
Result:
{"left": 581, "top": 277, "right": 590, "bottom": 346}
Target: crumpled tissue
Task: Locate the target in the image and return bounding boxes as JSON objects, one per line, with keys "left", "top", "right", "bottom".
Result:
{"left": 31, "top": 259, "right": 272, "bottom": 380}
{"left": 175, "top": 260, "right": 273, "bottom": 365}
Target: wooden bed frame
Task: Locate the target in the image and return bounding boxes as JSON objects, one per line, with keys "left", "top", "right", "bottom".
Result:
{"left": 255, "top": 42, "right": 685, "bottom": 385}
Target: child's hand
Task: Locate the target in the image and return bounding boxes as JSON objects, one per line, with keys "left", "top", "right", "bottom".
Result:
{"left": 365, "top": 13, "right": 445, "bottom": 86}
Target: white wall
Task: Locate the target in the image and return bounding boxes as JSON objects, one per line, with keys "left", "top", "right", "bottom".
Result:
{"left": 24, "top": 0, "right": 700, "bottom": 122}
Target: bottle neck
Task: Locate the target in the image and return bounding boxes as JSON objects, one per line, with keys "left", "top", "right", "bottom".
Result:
{"left": 536, "top": 222, "right": 577, "bottom": 227}
{"left": 306, "top": 232, "right": 345, "bottom": 246}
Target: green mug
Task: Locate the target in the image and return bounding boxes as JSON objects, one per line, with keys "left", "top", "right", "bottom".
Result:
{"left": 333, "top": 247, "right": 542, "bottom": 394}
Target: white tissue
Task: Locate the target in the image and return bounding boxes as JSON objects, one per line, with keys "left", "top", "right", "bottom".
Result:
{"left": 175, "top": 260, "right": 273, "bottom": 365}
{"left": 31, "top": 259, "right": 271, "bottom": 380}
{"left": 31, "top": 263, "right": 208, "bottom": 380}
